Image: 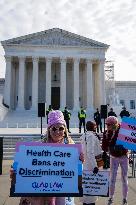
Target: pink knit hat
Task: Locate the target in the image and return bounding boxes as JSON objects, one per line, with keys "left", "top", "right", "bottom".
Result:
{"left": 48, "top": 110, "right": 66, "bottom": 128}
{"left": 106, "top": 116, "right": 118, "bottom": 125}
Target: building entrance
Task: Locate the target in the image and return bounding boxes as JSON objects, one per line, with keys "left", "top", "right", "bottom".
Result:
{"left": 51, "top": 87, "right": 60, "bottom": 109}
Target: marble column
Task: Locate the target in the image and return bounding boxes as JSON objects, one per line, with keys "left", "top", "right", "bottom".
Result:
{"left": 60, "top": 58, "right": 66, "bottom": 109}
{"left": 17, "top": 56, "right": 25, "bottom": 110}
{"left": 46, "top": 58, "right": 52, "bottom": 107}
{"left": 31, "top": 57, "right": 39, "bottom": 111}
{"left": 73, "top": 58, "right": 80, "bottom": 110}
{"left": 4, "top": 56, "right": 12, "bottom": 108}
{"left": 86, "top": 59, "right": 93, "bottom": 109}
{"left": 98, "top": 60, "right": 106, "bottom": 105}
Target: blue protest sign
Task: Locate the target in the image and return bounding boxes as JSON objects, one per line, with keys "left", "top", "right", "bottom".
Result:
{"left": 117, "top": 117, "right": 136, "bottom": 151}
{"left": 10, "top": 142, "right": 83, "bottom": 197}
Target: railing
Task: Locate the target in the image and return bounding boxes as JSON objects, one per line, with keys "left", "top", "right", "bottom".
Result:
{"left": 130, "top": 151, "right": 136, "bottom": 178}
{"left": 0, "top": 122, "right": 79, "bottom": 128}
{"left": 0, "top": 122, "right": 44, "bottom": 128}
{"left": 0, "top": 134, "right": 82, "bottom": 160}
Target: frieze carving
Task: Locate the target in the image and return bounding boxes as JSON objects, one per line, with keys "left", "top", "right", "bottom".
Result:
{"left": 2, "top": 28, "right": 109, "bottom": 50}
{"left": 13, "top": 32, "right": 98, "bottom": 47}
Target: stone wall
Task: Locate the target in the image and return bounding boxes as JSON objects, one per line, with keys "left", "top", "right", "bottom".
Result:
{"left": 0, "top": 78, "right": 5, "bottom": 95}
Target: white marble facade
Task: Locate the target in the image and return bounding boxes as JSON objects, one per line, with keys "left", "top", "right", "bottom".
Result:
{"left": 1, "top": 28, "right": 109, "bottom": 112}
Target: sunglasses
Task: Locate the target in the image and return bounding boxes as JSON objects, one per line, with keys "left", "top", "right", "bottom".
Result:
{"left": 51, "top": 126, "right": 65, "bottom": 132}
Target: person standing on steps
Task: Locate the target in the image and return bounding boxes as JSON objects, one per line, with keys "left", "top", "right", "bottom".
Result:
{"left": 94, "top": 108, "right": 102, "bottom": 133}
{"left": 78, "top": 106, "right": 86, "bottom": 133}
{"left": 120, "top": 107, "right": 130, "bottom": 119}
{"left": 46, "top": 105, "right": 53, "bottom": 123}
{"left": 108, "top": 108, "right": 117, "bottom": 117}
{"left": 63, "top": 106, "right": 71, "bottom": 133}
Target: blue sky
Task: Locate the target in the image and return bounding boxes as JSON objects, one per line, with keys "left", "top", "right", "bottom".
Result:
{"left": 0, "top": 0, "right": 136, "bottom": 80}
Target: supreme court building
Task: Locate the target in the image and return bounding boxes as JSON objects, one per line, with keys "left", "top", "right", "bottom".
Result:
{"left": 1, "top": 28, "right": 109, "bottom": 112}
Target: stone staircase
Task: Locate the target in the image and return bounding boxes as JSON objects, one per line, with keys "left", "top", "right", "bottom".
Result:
{"left": 2, "top": 134, "right": 82, "bottom": 160}
{"left": 0, "top": 95, "right": 8, "bottom": 121}
{"left": 0, "top": 107, "right": 94, "bottom": 128}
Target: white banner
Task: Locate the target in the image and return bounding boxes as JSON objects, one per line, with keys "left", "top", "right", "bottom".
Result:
{"left": 82, "top": 170, "right": 109, "bottom": 196}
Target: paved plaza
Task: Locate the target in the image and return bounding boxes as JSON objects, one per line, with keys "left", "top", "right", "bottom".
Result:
{"left": 0, "top": 160, "right": 136, "bottom": 205}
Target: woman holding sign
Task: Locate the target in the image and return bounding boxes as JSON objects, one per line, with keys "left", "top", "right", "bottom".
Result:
{"left": 10, "top": 110, "right": 84, "bottom": 205}
{"left": 102, "top": 116, "right": 129, "bottom": 205}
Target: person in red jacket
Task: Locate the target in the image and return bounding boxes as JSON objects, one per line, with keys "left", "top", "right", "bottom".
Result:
{"left": 102, "top": 116, "right": 128, "bottom": 205}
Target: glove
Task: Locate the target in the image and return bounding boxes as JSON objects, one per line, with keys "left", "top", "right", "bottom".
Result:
{"left": 102, "top": 151, "right": 107, "bottom": 158}
{"left": 93, "top": 167, "right": 99, "bottom": 174}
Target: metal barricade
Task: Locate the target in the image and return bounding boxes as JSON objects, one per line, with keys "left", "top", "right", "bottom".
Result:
{"left": 131, "top": 151, "right": 136, "bottom": 177}
{"left": 0, "top": 137, "right": 3, "bottom": 175}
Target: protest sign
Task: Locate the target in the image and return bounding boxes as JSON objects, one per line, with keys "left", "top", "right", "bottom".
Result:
{"left": 117, "top": 117, "right": 136, "bottom": 151}
{"left": 10, "top": 142, "right": 82, "bottom": 197}
{"left": 82, "top": 170, "right": 109, "bottom": 196}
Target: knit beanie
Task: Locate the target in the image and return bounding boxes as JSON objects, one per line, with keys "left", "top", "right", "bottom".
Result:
{"left": 47, "top": 110, "right": 66, "bottom": 128}
{"left": 106, "top": 116, "right": 118, "bottom": 125}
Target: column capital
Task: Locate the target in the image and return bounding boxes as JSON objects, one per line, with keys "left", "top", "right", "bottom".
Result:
{"left": 99, "top": 59, "right": 106, "bottom": 64}
{"left": 32, "top": 56, "right": 39, "bottom": 62}
{"left": 86, "top": 59, "right": 93, "bottom": 64}
{"left": 4, "top": 55, "right": 12, "bottom": 62}
{"left": 60, "top": 58, "right": 67, "bottom": 63}
{"left": 46, "top": 58, "right": 52, "bottom": 63}
{"left": 73, "top": 58, "right": 80, "bottom": 64}
{"left": 18, "top": 56, "right": 26, "bottom": 63}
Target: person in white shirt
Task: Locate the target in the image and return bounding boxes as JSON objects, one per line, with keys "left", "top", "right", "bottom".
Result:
{"left": 80, "top": 121, "right": 103, "bottom": 205}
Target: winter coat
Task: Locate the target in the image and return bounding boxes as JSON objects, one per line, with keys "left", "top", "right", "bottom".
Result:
{"left": 102, "top": 129, "right": 128, "bottom": 157}
{"left": 108, "top": 111, "right": 117, "bottom": 117}
{"left": 80, "top": 131, "right": 102, "bottom": 204}
{"left": 81, "top": 131, "right": 102, "bottom": 170}
{"left": 94, "top": 111, "right": 102, "bottom": 124}
{"left": 120, "top": 110, "right": 130, "bottom": 118}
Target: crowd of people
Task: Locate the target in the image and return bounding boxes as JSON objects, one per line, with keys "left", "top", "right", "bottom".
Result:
{"left": 10, "top": 106, "right": 131, "bottom": 205}
{"left": 46, "top": 105, "right": 131, "bottom": 134}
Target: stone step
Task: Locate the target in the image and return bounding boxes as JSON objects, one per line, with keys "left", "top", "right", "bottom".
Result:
{"left": 3, "top": 139, "right": 81, "bottom": 145}
{"left": 3, "top": 148, "right": 15, "bottom": 152}
{"left": 3, "top": 152, "right": 15, "bottom": 158}
{"left": 3, "top": 151, "right": 15, "bottom": 155}
{"left": 1, "top": 109, "right": 94, "bottom": 128}
{"left": 3, "top": 138, "right": 40, "bottom": 142}
{"left": 3, "top": 155, "right": 14, "bottom": 160}
{"left": 2, "top": 135, "right": 81, "bottom": 159}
